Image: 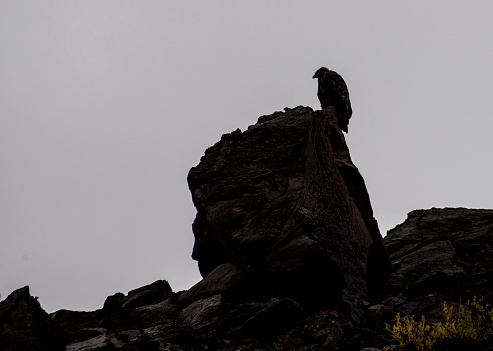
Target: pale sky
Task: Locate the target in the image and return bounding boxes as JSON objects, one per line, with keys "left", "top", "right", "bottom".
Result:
{"left": 1, "top": 1, "right": 492, "bottom": 313}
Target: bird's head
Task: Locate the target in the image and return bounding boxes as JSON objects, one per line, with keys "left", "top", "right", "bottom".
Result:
{"left": 313, "top": 67, "right": 329, "bottom": 79}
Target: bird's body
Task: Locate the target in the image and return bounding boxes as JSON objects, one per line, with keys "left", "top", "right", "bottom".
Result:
{"left": 313, "top": 67, "right": 352, "bottom": 133}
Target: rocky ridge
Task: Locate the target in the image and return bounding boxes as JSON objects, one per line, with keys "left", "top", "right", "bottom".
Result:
{"left": 1, "top": 107, "right": 492, "bottom": 350}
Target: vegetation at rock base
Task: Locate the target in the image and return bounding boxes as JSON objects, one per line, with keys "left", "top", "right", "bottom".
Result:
{"left": 384, "top": 297, "right": 493, "bottom": 351}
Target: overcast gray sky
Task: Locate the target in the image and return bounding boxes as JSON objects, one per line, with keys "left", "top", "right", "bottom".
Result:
{"left": 1, "top": 1, "right": 492, "bottom": 313}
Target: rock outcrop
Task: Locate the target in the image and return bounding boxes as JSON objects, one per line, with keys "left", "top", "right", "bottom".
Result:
{"left": 0, "top": 286, "right": 64, "bottom": 351}
{"left": 380, "top": 208, "right": 493, "bottom": 317}
{"left": 1, "top": 107, "right": 492, "bottom": 351}
{"left": 187, "top": 106, "right": 390, "bottom": 312}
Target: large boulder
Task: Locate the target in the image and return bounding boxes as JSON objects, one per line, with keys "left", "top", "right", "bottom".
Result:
{"left": 188, "top": 106, "right": 391, "bottom": 310}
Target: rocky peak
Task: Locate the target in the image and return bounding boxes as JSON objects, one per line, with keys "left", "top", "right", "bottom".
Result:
{"left": 187, "top": 106, "right": 391, "bottom": 311}
{"left": 0, "top": 286, "right": 64, "bottom": 351}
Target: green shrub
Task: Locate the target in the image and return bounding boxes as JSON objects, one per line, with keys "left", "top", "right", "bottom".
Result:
{"left": 384, "top": 296, "right": 493, "bottom": 351}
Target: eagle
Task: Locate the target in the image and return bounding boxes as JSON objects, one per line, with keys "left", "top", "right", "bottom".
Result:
{"left": 313, "top": 67, "right": 352, "bottom": 133}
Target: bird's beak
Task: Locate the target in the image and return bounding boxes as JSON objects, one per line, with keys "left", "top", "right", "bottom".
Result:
{"left": 312, "top": 75, "right": 316, "bottom": 79}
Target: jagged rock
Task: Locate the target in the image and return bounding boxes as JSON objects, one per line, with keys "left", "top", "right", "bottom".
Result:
{"left": 383, "top": 207, "right": 493, "bottom": 316}
{"left": 121, "top": 279, "right": 172, "bottom": 309}
{"left": 179, "top": 294, "right": 222, "bottom": 330}
{"left": 124, "top": 298, "right": 179, "bottom": 327}
{"left": 66, "top": 334, "right": 108, "bottom": 351}
{"left": 143, "top": 323, "right": 188, "bottom": 345}
{"left": 178, "top": 262, "right": 265, "bottom": 307}
{"left": 239, "top": 298, "right": 305, "bottom": 339}
{"left": 396, "top": 240, "right": 466, "bottom": 296}
{"left": 0, "top": 286, "right": 64, "bottom": 351}
{"left": 188, "top": 106, "right": 390, "bottom": 311}
{"left": 52, "top": 280, "right": 176, "bottom": 344}
{"left": 302, "top": 309, "right": 346, "bottom": 347}
{"left": 102, "top": 292, "right": 125, "bottom": 312}
{"left": 72, "top": 327, "right": 106, "bottom": 342}
{"left": 51, "top": 309, "right": 106, "bottom": 344}
{"left": 100, "top": 280, "right": 173, "bottom": 313}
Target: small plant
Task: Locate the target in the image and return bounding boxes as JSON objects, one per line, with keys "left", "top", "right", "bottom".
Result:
{"left": 384, "top": 296, "right": 493, "bottom": 351}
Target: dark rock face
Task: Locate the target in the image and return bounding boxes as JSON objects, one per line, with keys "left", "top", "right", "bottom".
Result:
{"left": 187, "top": 106, "right": 390, "bottom": 310}
{"left": 0, "top": 286, "right": 64, "bottom": 351}
{"left": 2, "top": 107, "right": 493, "bottom": 351}
{"left": 381, "top": 208, "right": 493, "bottom": 316}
